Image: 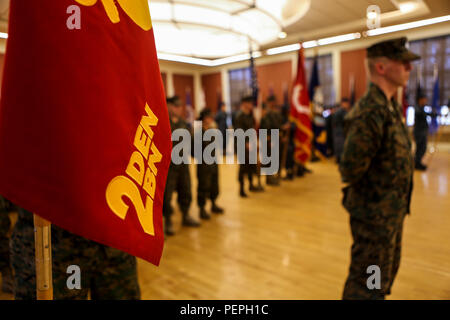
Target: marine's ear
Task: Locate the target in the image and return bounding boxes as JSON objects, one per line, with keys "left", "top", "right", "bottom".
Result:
{"left": 374, "top": 60, "right": 386, "bottom": 74}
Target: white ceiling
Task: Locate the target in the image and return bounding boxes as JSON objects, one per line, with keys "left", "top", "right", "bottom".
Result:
{"left": 0, "top": 0, "right": 449, "bottom": 59}
{"left": 270, "top": 0, "right": 450, "bottom": 49}
{"left": 150, "top": 0, "right": 311, "bottom": 58}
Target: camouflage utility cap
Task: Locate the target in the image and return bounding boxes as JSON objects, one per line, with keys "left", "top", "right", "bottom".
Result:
{"left": 367, "top": 37, "right": 420, "bottom": 61}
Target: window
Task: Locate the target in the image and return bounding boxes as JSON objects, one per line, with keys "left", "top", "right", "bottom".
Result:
{"left": 406, "top": 35, "right": 450, "bottom": 126}
{"left": 229, "top": 68, "right": 252, "bottom": 112}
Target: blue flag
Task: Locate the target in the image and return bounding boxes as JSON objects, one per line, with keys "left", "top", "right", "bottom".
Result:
{"left": 309, "top": 56, "right": 327, "bottom": 159}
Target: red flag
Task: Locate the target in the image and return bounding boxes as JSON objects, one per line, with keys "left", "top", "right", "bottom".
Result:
{"left": 290, "top": 46, "right": 313, "bottom": 164}
{"left": 0, "top": 0, "right": 172, "bottom": 265}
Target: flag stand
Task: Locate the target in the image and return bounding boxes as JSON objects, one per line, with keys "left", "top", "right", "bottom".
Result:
{"left": 33, "top": 214, "right": 53, "bottom": 300}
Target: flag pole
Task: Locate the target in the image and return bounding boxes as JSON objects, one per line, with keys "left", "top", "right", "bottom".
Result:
{"left": 33, "top": 214, "right": 53, "bottom": 300}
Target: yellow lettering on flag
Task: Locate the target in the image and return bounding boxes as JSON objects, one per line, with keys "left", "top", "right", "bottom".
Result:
{"left": 106, "top": 176, "right": 155, "bottom": 236}
{"left": 105, "top": 102, "right": 162, "bottom": 236}
{"left": 75, "top": 0, "right": 152, "bottom": 31}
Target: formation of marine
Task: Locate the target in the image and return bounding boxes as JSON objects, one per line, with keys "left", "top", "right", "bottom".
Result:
{"left": 0, "top": 37, "right": 427, "bottom": 300}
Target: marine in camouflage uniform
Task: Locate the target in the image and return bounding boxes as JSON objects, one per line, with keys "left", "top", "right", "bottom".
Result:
{"left": 163, "top": 96, "right": 200, "bottom": 236}
{"left": 196, "top": 109, "right": 224, "bottom": 220}
{"left": 284, "top": 120, "right": 297, "bottom": 180}
{"left": 234, "top": 96, "right": 258, "bottom": 197}
{"left": 10, "top": 207, "right": 140, "bottom": 300}
{"left": 260, "top": 95, "right": 283, "bottom": 186}
{"left": 0, "top": 195, "right": 14, "bottom": 293}
{"left": 332, "top": 98, "right": 351, "bottom": 163}
{"left": 339, "top": 37, "right": 419, "bottom": 300}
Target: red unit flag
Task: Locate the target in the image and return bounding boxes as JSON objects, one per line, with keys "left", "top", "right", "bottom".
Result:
{"left": 290, "top": 46, "right": 313, "bottom": 164}
{"left": 0, "top": 0, "right": 172, "bottom": 265}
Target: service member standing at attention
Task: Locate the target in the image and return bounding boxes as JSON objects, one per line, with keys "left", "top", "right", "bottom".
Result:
{"left": 260, "top": 95, "right": 283, "bottom": 186}
{"left": 163, "top": 96, "right": 200, "bottom": 236}
{"left": 332, "top": 98, "right": 352, "bottom": 164}
{"left": 196, "top": 109, "right": 224, "bottom": 220}
{"left": 339, "top": 37, "right": 419, "bottom": 300}
{"left": 234, "top": 96, "right": 258, "bottom": 198}
{"left": 215, "top": 102, "right": 229, "bottom": 152}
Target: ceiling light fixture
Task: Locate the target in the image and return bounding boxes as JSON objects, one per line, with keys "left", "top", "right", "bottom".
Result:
{"left": 317, "top": 33, "right": 361, "bottom": 46}
{"left": 157, "top": 53, "right": 213, "bottom": 66}
{"left": 210, "top": 51, "right": 262, "bottom": 66}
{"left": 367, "top": 11, "right": 378, "bottom": 20}
{"left": 366, "top": 14, "right": 450, "bottom": 36}
{"left": 266, "top": 43, "right": 301, "bottom": 55}
{"left": 399, "top": 2, "right": 417, "bottom": 13}
{"left": 278, "top": 32, "right": 287, "bottom": 39}
{"left": 157, "top": 51, "right": 263, "bottom": 67}
{"left": 266, "top": 32, "right": 360, "bottom": 55}
{"left": 302, "top": 40, "right": 318, "bottom": 48}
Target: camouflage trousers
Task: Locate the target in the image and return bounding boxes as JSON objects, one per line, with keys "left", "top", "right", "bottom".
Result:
{"left": 11, "top": 209, "right": 140, "bottom": 300}
{"left": 197, "top": 163, "right": 219, "bottom": 208}
{"left": 0, "top": 212, "right": 11, "bottom": 272}
{"left": 163, "top": 163, "right": 192, "bottom": 218}
{"left": 342, "top": 213, "right": 405, "bottom": 300}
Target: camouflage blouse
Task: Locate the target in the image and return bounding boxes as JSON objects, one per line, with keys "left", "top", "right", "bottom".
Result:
{"left": 339, "top": 83, "right": 414, "bottom": 222}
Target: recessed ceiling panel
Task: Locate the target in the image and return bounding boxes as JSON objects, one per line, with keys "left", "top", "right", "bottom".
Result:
{"left": 149, "top": 0, "right": 311, "bottom": 58}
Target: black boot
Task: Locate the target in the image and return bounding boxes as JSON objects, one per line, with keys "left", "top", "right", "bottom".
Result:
{"left": 296, "top": 165, "right": 305, "bottom": 177}
{"left": 255, "top": 183, "right": 265, "bottom": 191}
{"left": 310, "top": 150, "right": 320, "bottom": 162}
{"left": 284, "top": 169, "right": 294, "bottom": 180}
{"left": 200, "top": 207, "right": 211, "bottom": 220}
{"left": 164, "top": 217, "right": 175, "bottom": 236}
{"left": 249, "top": 184, "right": 264, "bottom": 192}
{"left": 239, "top": 183, "right": 248, "bottom": 198}
{"left": 256, "top": 176, "right": 265, "bottom": 191}
{"left": 266, "top": 175, "right": 280, "bottom": 186}
{"left": 415, "top": 162, "right": 427, "bottom": 171}
{"left": 182, "top": 211, "right": 201, "bottom": 227}
{"left": 211, "top": 202, "right": 224, "bottom": 214}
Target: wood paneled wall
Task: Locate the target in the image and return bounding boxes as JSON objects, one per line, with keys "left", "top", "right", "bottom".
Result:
{"left": 201, "top": 72, "right": 222, "bottom": 113}
{"left": 340, "top": 49, "right": 368, "bottom": 103}
{"left": 173, "top": 74, "right": 195, "bottom": 109}
{"left": 256, "top": 61, "right": 292, "bottom": 106}
{"left": 161, "top": 72, "right": 167, "bottom": 97}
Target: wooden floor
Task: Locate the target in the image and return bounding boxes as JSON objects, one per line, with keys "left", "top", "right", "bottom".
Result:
{"left": 137, "top": 146, "right": 450, "bottom": 300}
{"left": 1, "top": 146, "right": 450, "bottom": 300}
